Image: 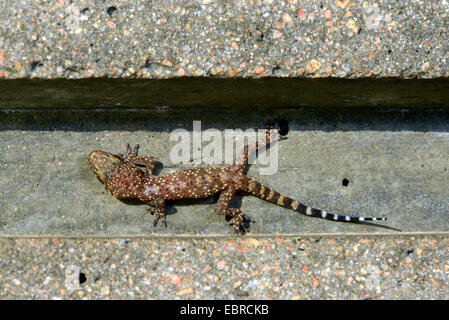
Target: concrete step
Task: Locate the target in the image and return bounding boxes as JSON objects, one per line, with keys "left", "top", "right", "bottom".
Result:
{"left": 1, "top": 108, "right": 448, "bottom": 236}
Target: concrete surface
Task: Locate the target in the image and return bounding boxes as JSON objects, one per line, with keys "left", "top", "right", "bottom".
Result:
{"left": 1, "top": 236, "right": 449, "bottom": 299}
{"left": 1, "top": 0, "right": 448, "bottom": 301}
{"left": 0, "top": 0, "right": 448, "bottom": 79}
{"left": 1, "top": 107, "right": 448, "bottom": 236}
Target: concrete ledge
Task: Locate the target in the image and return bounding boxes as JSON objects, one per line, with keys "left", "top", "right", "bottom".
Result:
{"left": 0, "top": 0, "right": 448, "bottom": 80}
{"left": 1, "top": 108, "right": 448, "bottom": 236}
{"left": 1, "top": 78, "right": 449, "bottom": 110}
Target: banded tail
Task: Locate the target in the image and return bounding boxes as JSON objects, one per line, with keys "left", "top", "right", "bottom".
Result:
{"left": 242, "top": 177, "right": 386, "bottom": 223}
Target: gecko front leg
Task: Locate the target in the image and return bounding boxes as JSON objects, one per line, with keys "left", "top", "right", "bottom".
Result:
{"left": 147, "top": 198, "right": 167, "bottom": 227}
{"left": 216, "top": 188, "right": 250, "bottom": 234}
{"left": 121, "top": 143, "right": 157, "bottom": 177}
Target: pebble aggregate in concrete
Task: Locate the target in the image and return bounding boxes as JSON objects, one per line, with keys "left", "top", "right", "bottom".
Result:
{"left": 0, "top": 0, "right": 448, "bottom": 79}
{"left": 1, "top": 236, "right": 448, "bottom": 299}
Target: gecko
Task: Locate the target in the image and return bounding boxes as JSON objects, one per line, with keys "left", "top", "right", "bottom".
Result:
{"left": 89, "top": 126, "right": 386, "bottom": 234}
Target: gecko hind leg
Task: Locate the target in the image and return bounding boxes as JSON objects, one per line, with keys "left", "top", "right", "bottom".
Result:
{"left": 146, "top": 198, "right": 167, "bottom": 227}
{"left": 230, "top": 121, "right": 287, "bottom": 174}
{"left": 216, "top": 189, "right": 251, "bottom": 234}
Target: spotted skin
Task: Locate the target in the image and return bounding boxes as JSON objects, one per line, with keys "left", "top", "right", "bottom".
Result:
{"left": 89, "top": 130, "right": 386, "bottom": 234}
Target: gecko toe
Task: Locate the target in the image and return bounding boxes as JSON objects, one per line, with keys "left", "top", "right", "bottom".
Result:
{"left": 153, "top": 218, "right": 167, "bottom": 228}
{"left": 228, "top": 209, "right": 250, "bottom": 235}
{"left": 133, "top": 144, "right": 140, "bottom": 155}
{"left": 153, "top": 210, "right": 167, "bottom": 228}
{"left": 125, "top": 143, "right": 140, "bottom": 157}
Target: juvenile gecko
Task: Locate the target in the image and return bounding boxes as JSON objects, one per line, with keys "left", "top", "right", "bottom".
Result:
{"left": 89, "top": 126, "right": 386, "bottom": 234}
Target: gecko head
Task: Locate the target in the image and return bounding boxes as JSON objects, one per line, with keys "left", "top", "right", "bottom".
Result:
{"left": 89, "top": 150, "right": 122, "bottom": 183}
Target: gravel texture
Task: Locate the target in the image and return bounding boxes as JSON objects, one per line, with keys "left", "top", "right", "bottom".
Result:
{"left": 1, "top": 236, "right": 448, "bottom": 300}
{"left": 1, "top": 0, "right": 448, "bottom": 301}
{"left": 0, "top": 0, "right": 448, "bottom": 79}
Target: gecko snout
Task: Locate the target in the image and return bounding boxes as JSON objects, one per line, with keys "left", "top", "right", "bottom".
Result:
{"left": 89, "top": 150, "right": 122, "bottom": 183}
